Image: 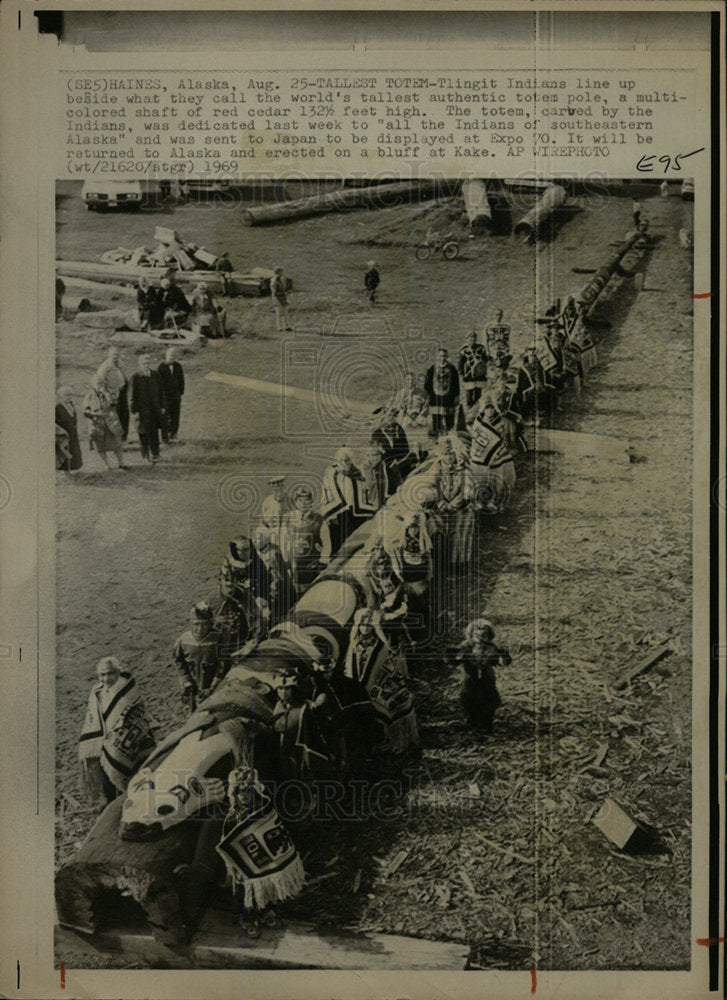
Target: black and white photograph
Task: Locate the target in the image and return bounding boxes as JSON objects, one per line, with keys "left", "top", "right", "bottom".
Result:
{"left": 0, "top": 5, "right": 722, "bottom": 1000}
{"left": 54, "top": 173, "right": 696, "bottom": 971}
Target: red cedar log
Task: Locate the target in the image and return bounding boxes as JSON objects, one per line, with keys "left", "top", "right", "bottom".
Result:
{"left": 240, "top": 180, "right": 444, "bottom": 226}
{"left": 55, "top": 797, "right": 204, "bottom": 947}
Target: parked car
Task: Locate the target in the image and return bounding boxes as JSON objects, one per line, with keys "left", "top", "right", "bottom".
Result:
{"left": 82, "top": 180, "right": 143, "bottom": 210}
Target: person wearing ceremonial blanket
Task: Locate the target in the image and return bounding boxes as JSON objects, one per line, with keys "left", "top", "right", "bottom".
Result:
{"left": 389, "top": 511, "right": 432, "bottom": 596}
{"left": 489, "top": 364, "right": 528, "bottom": 456}
{"left": 536, "top": 329, "right": 566, "bottom": 394}
{"left": 320, "top": 446, "right": 376, "bottom": 556}
{"left": 469, "top": 395, "right": 524, "bottom": 514}
{"left": 559, "top": 296, "right": 579, "bottom": 337}
{"left": 280, "top": 485, "right": 331, "bottom": 593}
{"left": 429, "top": 436, "right": 476, "bottom": 568}
{"left": 390, "top": 372, "right": 429, "bottom": 432}
{"left": 424, "top": 348, "right": 460, "bottom": 438}
{"left": 513, "top": 346, "right": 558, "bottom": 427}
{"left": 79, "top": 657, "right": 154, "bottom": 803}
{"left": 546, "top": 321, "right": 584, "bottom": 395}
{"left": 363, "top": 539, "right": 413, "bottom": 648}
{"left": 215, "top": 535, "right": 272, "bottom": 650}
{"left": 217, "top": 763, "right": 306, "bottom": 928}
{"left": 271, "top": 668, "right": 332, "bottom": 786}
{"left": 308, "top": 641, "right": 374, "bottom": 776}
{"left": 360, "top": 444, "right": 394, "bottom": 512}
{"left": 345, "top": 608, "right": 419, "bottom": 755}
{"left": 561, "top": 294, "right": 598, "bottom": 372}
{"left": 252, "top": 522, "right": 296, "bottom": 624}
{"left": 484, "top": 309, "right": 512, "bottom": 369}
{"left": 458, "top": 330, "right": 489, "bottom": 411}
{"left": 371, "top": 407, "right": 418, "bottom": 484}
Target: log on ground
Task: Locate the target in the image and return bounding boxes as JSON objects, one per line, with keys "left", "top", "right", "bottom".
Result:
{"left": 240, "top": 180, "right": 449, "bottom": 227}
{"left": 55, "top": 797, "right": 204, "bottom": 947}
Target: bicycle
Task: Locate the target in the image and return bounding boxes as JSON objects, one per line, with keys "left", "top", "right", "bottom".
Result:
{"left": 415, "top": 231, "right": 460, "bottom": 261}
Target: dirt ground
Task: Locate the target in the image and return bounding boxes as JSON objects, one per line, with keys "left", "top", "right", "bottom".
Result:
{"left": 55, "top": 180, "right": 694, "bottom": 970}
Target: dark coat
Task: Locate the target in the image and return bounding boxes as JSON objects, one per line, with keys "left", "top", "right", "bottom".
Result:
{"left": 157, "top": 360, "right": 185, "bottom": 402}
{"left": 136, "top": 284, "right": 164, "bottom": 329}
{"left": 458, "top": 641, "right": 511, "bottom": 732}
{"left": 162, "top": 284, "right": 191, "bottom": 316}
{"left": 424, "top": 362, "right": 460, "bottom": 408}
{"left": 130, "top": 371, "right": 165, "bottom": 433}
{"left": 364, "top": 267, "right": 380, "bottom": 292}
{"left": 371, "top": 421, "right": 413, "bottom": 485}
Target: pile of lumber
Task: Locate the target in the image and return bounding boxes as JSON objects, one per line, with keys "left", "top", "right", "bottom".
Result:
{"left": 101, "top": 226, "right": 221, "bottom": 274}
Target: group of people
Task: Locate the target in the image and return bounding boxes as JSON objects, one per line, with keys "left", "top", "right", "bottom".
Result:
{"left": 164, "top": 356, "right": 527, "bottom": 772}
{"left": 420, "top": 302, "right": 592, "bottom": 443}
{"left": 74, "top": 291, "right": 598, "bottom": 807}
{"left": 136, "top": 272, "right": 227, "bottom": 339}
{"left": 55, "top": 345, "right": 185, "bottom": 471}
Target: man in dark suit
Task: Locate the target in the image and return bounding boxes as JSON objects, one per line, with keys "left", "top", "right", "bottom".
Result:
{"left": 157, "top": 347, "right": 185, "bottom": 443}
{"left": 424, "top": 347, "right": 460, "bottom": 437}
{"left": 130, "top": 354, "right": 165, "bottom": 463}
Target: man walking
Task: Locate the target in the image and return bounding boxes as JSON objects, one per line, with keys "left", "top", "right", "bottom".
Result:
{"left": 364, "top": 260, "right": 380, "bottom": 304}
{"left": 130, "top": 354, "right": 166, "bottom": 463}
{"left": 271, "top": 266, "right": 292, "bottom": 332}
{"left": 96, "top": 347, "right": 129, "bottom": 440}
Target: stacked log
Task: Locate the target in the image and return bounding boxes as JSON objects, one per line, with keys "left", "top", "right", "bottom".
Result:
{"left": 62, "top": 277, "right": 137, "bottom": 301}
{"left": 240, "top": 180, "right": 447, "bottom": 226}
{"left": 56, "top": 261, "right": 269, "bottom": 298}
{"left": 513, "top": 184, "right": 568, "bottom": 243}
{"left": 461, "top": 180, "right": 493, "bottom": 233}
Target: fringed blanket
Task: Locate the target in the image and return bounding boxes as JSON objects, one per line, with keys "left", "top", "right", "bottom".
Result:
{"left": 469, "top": 413, "right": 516, "bottom": 513}
{"left": 345, "top": 627, "right": 418, "bottom": 754}
{"left": 100, "top": 702, "right": 156, "bottom": 791}
{"left": 217, "top": 766, "right": 305, "bottom": 911}
{"left": 79, "top": 671, "right": 140, "bottom": 797}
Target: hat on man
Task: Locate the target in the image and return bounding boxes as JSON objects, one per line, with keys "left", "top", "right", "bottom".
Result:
{"left": 190, "top": 601, "right": 214, "bottom": 623}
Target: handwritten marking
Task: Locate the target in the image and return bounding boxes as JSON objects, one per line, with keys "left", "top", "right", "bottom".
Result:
{"left": 692, "top": 293, "right": 711, "bottom": 299}
{"left": 60, "top": 961, "right": 66, "bottom": 989}
{"left": 636, "top": 147, "right": 705, "bottom": 174}
{"left": 696, "top": 937, "right": 724, "bottom": 946}
{"left": 531, "top": 967, "right": 537, "bottom": 993}
{"left": 17, "top": 960, "right": 20, "bottom": 989}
